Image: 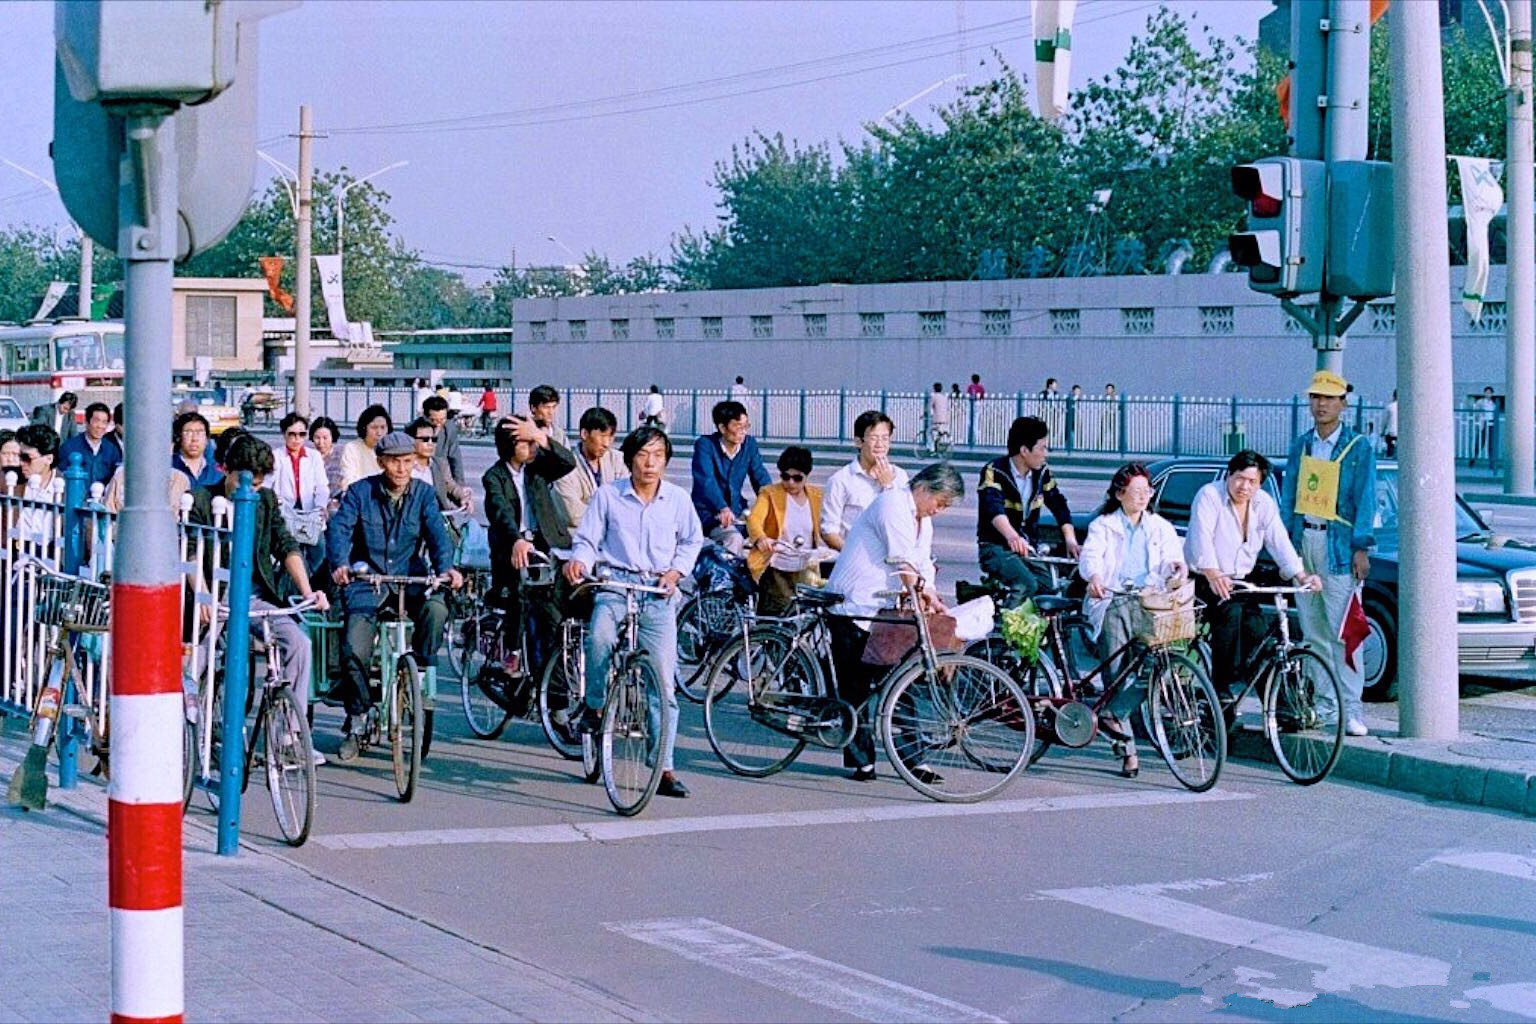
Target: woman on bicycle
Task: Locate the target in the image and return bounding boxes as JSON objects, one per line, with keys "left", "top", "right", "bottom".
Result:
{"left": 746, "top": 446, "right": 825, "bottom": 617}
{"left": 1079, "top": 462, "right": 1186, "bottom": 777}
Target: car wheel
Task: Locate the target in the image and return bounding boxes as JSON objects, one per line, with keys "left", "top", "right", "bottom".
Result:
{"left": 1360, "top": 596, "right": 1397, "bottom": 702}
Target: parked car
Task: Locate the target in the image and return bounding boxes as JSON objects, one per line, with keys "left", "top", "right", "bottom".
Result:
{"left": 0, "top": 395, "right": 27, "bottom": 433}
{"left": 1133, "top": 457, "right": 1536, "bottom": 702}
{"left": 171, "top": 386, "right": 242, "bottom": 436}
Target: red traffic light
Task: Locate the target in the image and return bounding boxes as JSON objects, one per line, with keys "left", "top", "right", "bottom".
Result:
{"left": 1231, "top": 163, "right": 1284, "bottom": 218}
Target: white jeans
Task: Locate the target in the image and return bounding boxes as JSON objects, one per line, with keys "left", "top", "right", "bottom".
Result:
{"left": 1297, "top": 530, "right": 1364, "bottom": 722}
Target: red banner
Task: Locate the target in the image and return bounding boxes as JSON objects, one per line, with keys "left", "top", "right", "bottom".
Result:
{"left": 259, "top": 255, "right": 295, "bottom": 313}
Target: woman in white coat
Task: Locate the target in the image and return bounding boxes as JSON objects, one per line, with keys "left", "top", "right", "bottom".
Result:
{"left": 270, "top": 412, "right": 331, "bottom": 578}
{"left": 1078, "top": 462, "right": 1186, "bottom": 778}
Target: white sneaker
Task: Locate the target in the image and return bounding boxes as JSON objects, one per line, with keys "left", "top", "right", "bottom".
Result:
{"left": 311, "top": 749, "right": 328, "bottom": 767}
{"left": 1345, "top": 718, "right": 1369, "bottom": 737}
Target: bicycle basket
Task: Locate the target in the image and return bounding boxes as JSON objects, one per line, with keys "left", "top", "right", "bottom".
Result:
{"left": 1132, "top": 580, "right": 1198, "bottom": 647}
{"left": 695, "top": 591, "right": 742, "bottom": 641}
{"left": 34, "top": 573, "right": 111, "bottom": 631}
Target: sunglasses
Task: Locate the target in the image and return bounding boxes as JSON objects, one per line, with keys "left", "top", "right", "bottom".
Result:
{"left": 285, "top": 430, "right": 308, "bottom": 438}
{"left": 780, "top": 472, "right": 805, "bottom": 482}
{"left": 413, "top": 435, "right": 437, "bottom": 443}
{"left": 19, "top": 452, "right": 37, "bottom": 463}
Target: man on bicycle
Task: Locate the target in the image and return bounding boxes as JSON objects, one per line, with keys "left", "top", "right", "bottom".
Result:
{"left": 690, "top": 399, "right": 770, "bottom": 557}
{"left": 189, "top": 435, "right": 331, "bottom": 760}
{"left": 564, "top": 425, "right": 702, "bottom": 798}
{"left": 328, "top": 431, "right": 464, "bottom": 761}
{"left": 553, "top": 406, "right": 628, "bottom": 530}
{"left": 1185, "top": 450, "right": 1319, "bottom": 708}
{"left": 421, "top": 395, "right": 464, "bottom": 489}
{"left": 976, "top": 416, "right": 1081, "bottom": 607}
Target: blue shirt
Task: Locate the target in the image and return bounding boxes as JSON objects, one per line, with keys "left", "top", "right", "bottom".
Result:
{"left": 1120, "top": 510, "right": 1151, "bottom": 588}
{"left": 57, "top": 432, "right": 122, "bottom": 487}
{"left": 690, "top": 433, "right": 772, "bottom": 527}
{"left": 571, "top": 478, "right": 703, "bottom": 579}
{"left": 172, "top": 451, "right": 224, "bottom": 491}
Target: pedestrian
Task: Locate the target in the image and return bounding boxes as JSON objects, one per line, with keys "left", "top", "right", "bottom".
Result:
{"left": 477, "top": 382, "right": 499, "bottom": 435}
{"left": 1280, "top": 369, "right": 1377, "bottom": 737}
{"left": 339, "top": 405, "right": 391, "bottom": 488}
{"left": 730, "top": 375, "right": 749, "bottom": 400}
{"left": 746, "top": 445, "right": 825, "bottom": 617}
{"left": 553, "top": 406, "right": 627, "bottom": 530}
{"left": 690, "top": 400, "right": 771, "bottom": 557}
{"left": 0, "top": 430, "right": 20, "bottom": 471}
{"left": 966, "top": 373, "right": 986, "bottom": 399}
{"left": 927, "top": 382, "right": 950, "bottom": 444}
{"left": 1380, "top": 389, "right": 1398, "bottom": 458}
{"left": 822, "top": 410, "right": 908, "bottom": 552}
{"left": 308, "top": 416, "right": 344, "bottom": 503}
{"left": 171, "top": 411, "right": 222, "bottom": 490}
{"left": 1472, "top": 386, "right": 1498, "bottom": 467}
{"left": 31, "top": 392, "right": 78, "bottom": 443}
{"left": 421, "top": 395, "right": 464, "bottom": 487}
{"left": 1066, "top": 384, "right": 1083, "bottom": 447}
{"left": 414, "top": 378, "right": 435, "bottom": 414}
{"left": 57, "top": 402, "right": 122, "bottom": 488}
{"left": 950, "top": 383, "right": 963, "bottom": 404}
{"left": 641, "top": 385, "right": 666, "bottom": 428}
{"left": 976, "top": 416, "right": 1081, "bottom": 608}
{"left": 1099, "top": 382, "right": 1120, "bottom": 451}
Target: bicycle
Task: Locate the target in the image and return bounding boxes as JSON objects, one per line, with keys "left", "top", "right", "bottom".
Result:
{"left": 912, "top": 424, "right": 953, "bottom": 459}
{"left": 345, "top": 570, "right": 452, "bottom": 802}
{"left": 455, "top": 551, "right": 557, "bottom": 741}
{"left": 675, "top": 541, "right": 754, "bottom": 703}
{"left": 6, "top": 557, "right": 110, "bottom": 811}
{"left": 701, "top": 560, "right": 1035, "bottom": 803}
{"left": 1213, "top": 580, "right": 1346, "bottom": 785}
{"left": 186, "top": 599, "right": 321, "bottom": 845}
{"left": 537, "top": 615, "right": 598, "bottom": 780}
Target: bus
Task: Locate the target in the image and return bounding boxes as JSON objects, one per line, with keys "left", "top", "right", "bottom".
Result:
{"left": 0, "top": 320, "right": 125, "bottom": 417}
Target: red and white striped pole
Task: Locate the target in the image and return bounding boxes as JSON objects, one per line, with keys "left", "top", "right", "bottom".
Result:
{"left": 108, "top": 112, "right": 184, "bottom": 1024}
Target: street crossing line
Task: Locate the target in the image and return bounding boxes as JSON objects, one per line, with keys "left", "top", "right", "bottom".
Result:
{"left": 1042, "top": 882, "right": 1451, "bottom": 994}
{"left": 1432, "top": 851, "right": 1536, "bottom": 882}
{"left": 310, "top": 788, "right": 1253, "bottom": 850}
{"left": 608, "top": 917, "right": 1005, "bottom": 1024}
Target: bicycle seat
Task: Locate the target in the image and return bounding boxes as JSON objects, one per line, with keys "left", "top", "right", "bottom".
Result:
{"left": 794, "top": 584, "right": 844, "bottom": 607}
{"left": 1032, "top": 594, "right": 1079, "bottom": 616}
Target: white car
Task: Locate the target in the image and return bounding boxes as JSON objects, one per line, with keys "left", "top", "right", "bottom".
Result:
{"left": 0, "top": 395, "right": 27, "bottom": 433}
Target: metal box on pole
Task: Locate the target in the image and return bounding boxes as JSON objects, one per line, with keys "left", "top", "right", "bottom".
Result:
{"left": 1327, "top": 159, "right": 1396, "bottom": 299}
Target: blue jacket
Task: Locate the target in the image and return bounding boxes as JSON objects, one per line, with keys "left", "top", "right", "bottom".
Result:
{"left": 1281, "top": 423, "right": 1378, "bottom": 576}
{"left": 690, "top": 432, "right": 771, "bottom": 528}
{"left": 58, "top": 433, "right": 122, "bottom": 487}
{"left": 327, "top": 476, "right": 455, "bottom": 612}
{"left": 172, "top": 451, "right": 224, "bottom": 490}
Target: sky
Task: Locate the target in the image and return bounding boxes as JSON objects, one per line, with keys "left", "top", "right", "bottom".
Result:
{"left": 0, "top": 0, "right": 1267, "bottom": 280}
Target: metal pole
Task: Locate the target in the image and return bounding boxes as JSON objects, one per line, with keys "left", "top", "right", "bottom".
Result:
{"left": 1507, "top": 0, "right": 1535, "bottom": 495}
{"left": 1391, "top": 0, "right": 1460, "bottom": 740}
{"left": 293, "top": 105, "right": 314, "bottom": 417}
{"left": 110, "top": 112, "right": 184, "bottom": 1024}
{"left": 217, "top": 473, "right": 257, "bottom": 855}
{"left": 56, "top": 453, "right": 87, "bottom": 790}
{"left": 79, "top": 236, "right": 93, "bottom": 319}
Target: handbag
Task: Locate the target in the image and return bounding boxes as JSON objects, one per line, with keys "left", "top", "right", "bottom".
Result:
{"left": 281, "top": 506, "right": 326, "bottom": 547}
{"left": 860, "top": 611, "right": 961, "bottom": 667}
{"left": 457, "top": 520, "right": 492, "bottom": 571}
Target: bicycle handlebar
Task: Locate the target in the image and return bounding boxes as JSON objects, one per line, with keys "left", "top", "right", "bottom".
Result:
{"left": 569, "top": 565, "right": 672, "bottom": 598}
{"left": 1229, "top": 581, "right": 1313, "bottom": 596}
{"left": 224, "top": 597, "right": 322, "bottom": 619}
{"left": 351, "top": 570, "right": 454, "bottom": 589}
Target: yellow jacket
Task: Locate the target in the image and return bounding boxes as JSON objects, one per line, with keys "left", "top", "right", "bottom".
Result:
{"left": 746, "top": 483, "right": 824, "bottom": 580}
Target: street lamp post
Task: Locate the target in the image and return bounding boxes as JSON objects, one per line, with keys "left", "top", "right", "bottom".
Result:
{"left": 337, "top": 160, "right": 408, "bottom": 256}
{"left": 2, "top": 158, "right": 92, "bottom": 318}
{"left": 545, "top": 234, "right": 580, "bottom": 263}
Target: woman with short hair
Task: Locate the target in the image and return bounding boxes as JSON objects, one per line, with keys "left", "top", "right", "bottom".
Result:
{"left": 339, "top": 405, "right": 391, "bottom": 488}
{"left": 746, "top": 446, "right": 825, "bottom": 617}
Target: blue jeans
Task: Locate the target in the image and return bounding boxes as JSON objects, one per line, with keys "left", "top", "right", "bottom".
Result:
{"left": 583, "top": 590, "right": 679, "bottom": 773}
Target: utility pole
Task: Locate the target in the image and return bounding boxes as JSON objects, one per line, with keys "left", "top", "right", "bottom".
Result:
{"left": 78, "top": 236, "right": 92, "bottom": 319}
{"left": 293, "top": 105, "right": 314, "bottom": 416}
{"left": 1315, "top": 0, "right": 1371, "bottom": 374}
{"left": 1507, "top": 0, "right": 1535, "bottom": 496}
{"left": 1392, "top": 0, "right": 1461, "bottom": 739}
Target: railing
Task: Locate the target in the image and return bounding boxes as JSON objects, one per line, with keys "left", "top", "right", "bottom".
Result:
{"left": 289, "top": 383, "right": 1504, "bottom": 468}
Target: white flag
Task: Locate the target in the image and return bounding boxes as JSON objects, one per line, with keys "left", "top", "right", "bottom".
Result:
{"left": 313, "top": 253, "right": 351, "bottom": 342}
{"left": 1455, "top": 155, "right": 1504, "bottom": 322}
{"left": 33, "top": 280, "right": 69, "bottom": 320}
{"left": 1032, "top": 0, "right": 1077, "bottom": 121}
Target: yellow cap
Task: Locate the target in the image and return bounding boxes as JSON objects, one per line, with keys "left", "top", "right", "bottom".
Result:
{"left": 1306, "top": 370, "right": 1348, "bottom": 397}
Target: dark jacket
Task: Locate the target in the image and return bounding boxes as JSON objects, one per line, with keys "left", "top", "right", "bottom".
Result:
{"left": 432, "top": 418, "right": 463, "bottom": 485}
{"left": 326, "top": 476, "right": 456, "bottom": 613}
{"left": 976, "top": 456, "right": 1072, "bottom": 548}
{"left": 190, "top": 486, "right": 298, "bottom": 606}
{"left": 31, "top": 403, "right": 78, "bottom": 442}
{"left": 690, "top": 433, "right": 771, "bottom": 528}
{"left": 173, "top": 451, "right": 224, "bottom": 491}
{"left": 57, "top": 432, "right": 122, "bottom": 487}
{"left": 483, "top": 442, "right": 576, "bottom": 585}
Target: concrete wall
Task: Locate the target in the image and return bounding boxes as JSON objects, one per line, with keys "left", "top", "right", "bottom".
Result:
{"left": 171, "top": 277, "right": 267, "bottom": 372}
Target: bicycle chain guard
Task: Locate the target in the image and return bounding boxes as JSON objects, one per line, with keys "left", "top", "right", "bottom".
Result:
{"left": 1047, "top": 699, "right": 1097, "bottom": 747}
{"left": 750, "top": 692, "right": 857, "bottom": 749}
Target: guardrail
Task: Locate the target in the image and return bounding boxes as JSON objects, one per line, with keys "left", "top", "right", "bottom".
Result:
{"left": 286, "top": 384, "right": 1504, "bottom": 467}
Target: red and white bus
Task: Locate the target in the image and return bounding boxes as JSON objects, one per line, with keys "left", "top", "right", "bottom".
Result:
{"left": 0, "top": 320, "right": 125, "bottom": 416}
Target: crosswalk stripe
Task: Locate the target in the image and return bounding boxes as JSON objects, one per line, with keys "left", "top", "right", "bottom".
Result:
{"left": 1042, "top": 882, "right": 1450, "bottom": 993}
{"left": 608, "top": 917, "right": 1005, "bottom": 1023}
{"left": 311, "top": 788, "right": 1253, "bottom": 850}
{"left": 1432, "top": 851, "right": 1536, "bottom": 882}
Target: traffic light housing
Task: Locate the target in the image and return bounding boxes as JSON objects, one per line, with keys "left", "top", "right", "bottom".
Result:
{"left": 1229, "top": 157, "right": 1327, "bottom": 297}
{"left": 1327, "top": 160, "right": 1395, "bottom": 299}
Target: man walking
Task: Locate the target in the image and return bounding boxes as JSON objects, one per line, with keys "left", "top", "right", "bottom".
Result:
{"left": 1380, "top": 389, "right": 1398, "bottom": 458}
{"left": 1281, "top": 370, "right": 1377, "bottom": 737}
{"left": 31, "top": 392, "right": 78, "bottom": 443}
{"left": 57, "top": 402, "right": 121, "bottom": 487}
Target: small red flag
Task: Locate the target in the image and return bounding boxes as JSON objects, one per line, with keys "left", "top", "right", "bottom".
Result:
{"left": 1340, "top": 587, "right": 1371, "bottom": 671}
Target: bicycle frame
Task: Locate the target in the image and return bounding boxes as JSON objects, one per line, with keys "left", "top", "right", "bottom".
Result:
{"left": 1218, "top": 586, "right": 1306, "bottom": 712}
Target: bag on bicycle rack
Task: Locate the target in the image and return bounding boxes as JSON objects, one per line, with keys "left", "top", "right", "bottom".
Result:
{"left": 457, "top": 520, "right": 493, "bottom": 571}
{"left": 859, "top": 611, "right": 960, "bottom": 667}
{"left": 1132, "top": 579, "right": 1198, "bottom": 647}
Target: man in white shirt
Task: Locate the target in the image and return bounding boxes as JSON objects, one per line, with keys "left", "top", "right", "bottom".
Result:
{"left": 641, "top": 385, "right": 666, "bottom": 427}
{"left": 822, "top": 410, "right": 908, "bottom": 551}
{"left": 729, "top": 376, "right": 749, "bottom": 400}
{"left": 1380, "top": 389, "right": 1398, "bottom": 458}
{"left": 926, "top": 383, "right": 950, "bottom": 441}
{"left": 1186, "top": 450, "right": 1319, "bottom": 704}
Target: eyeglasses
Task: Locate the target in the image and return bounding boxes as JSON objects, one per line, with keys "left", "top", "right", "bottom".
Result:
{"left": 413, "top": 435, "right": 436, "bottom": 443}
{"left": 285, "top": 430, "right": 308, "bottom": 438}
{"left": 19, "top": 452, "right": 36, "bottom": 463}
{"left": 780, "top": 472, "right": 805, "bottom": 482}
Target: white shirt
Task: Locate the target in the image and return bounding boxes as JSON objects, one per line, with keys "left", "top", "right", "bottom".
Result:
{"left": 1381, "top": 400, "right": 1398, "bottom": 436}
{"left": 769, "top": 493, "right": 814, "bottom": 571}
{"left": 827, "top": 487, "right": 935, "bottom": 627}
{"left": 642, "top": 392, "right": 665, "bottom": 417}
{"left": 509, "top": 462, "right": 533, "bottom": 534}
{"left": 822, "top": 457, "right": 910, "bottom": 539}
{"left": 1185, "top": 482, "right": 1304, "bottom": 581}
{"left": 730, "top": 384, "right": 749, "bottom": 399}
{"left": 928, "top": 391, "right": 950, "bottom": 427}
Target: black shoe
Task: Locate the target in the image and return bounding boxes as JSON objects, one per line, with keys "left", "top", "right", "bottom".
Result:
{"left": 657, "top": 772, "right": 690, "bottom": 798}
{"left": 337, "top": 732, "right": 361, "bottom": 763}
{"left": 574, "top": 706, "right": 602, "bottom": 735}
{"left": 911, "top": 765, "right": 944, "bottom": 785}
{"left": 849, "top": 765, "right": 876, "bottom": 782}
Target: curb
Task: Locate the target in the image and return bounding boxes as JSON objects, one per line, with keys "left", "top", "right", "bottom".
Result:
{"left": 1229, "top": 726, "right": 1536, "bottom": 816}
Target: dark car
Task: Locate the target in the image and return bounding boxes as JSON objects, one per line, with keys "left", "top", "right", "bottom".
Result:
{"left": 1135, "top": 457, "right": 1536, "bottom": 701}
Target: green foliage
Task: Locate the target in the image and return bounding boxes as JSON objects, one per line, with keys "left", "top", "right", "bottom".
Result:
{"left": 999, "top": 599, "right": 1048, "bottom": 666}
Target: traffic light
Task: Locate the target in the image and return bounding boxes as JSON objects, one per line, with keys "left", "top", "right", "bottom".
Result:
{"left": 1229, "top": 157, "right": 1327, "bottom": 297}
{"left": 1327, "top": 160, "right": 1395, "bottom": 299}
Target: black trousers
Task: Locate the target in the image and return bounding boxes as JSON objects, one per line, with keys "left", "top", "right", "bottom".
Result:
{"left": 827, "top": 616, "right": 924, "bottom": 771}
{"left": 341, "top": 593, "right": 449, "bottom": 718}
{"left": 492, "top": 567, "right": 563, "bottom": 674}
{"left": 1194, "top": 576, "right": 1268, "bottom": 697}
{"left": 978, "top": 542, "right": 1054, "bottom": 607}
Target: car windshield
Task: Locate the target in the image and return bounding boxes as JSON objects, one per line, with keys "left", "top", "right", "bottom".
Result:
{"left": 1374, "top": 470, "right": 1482, "bottom": 536}
{"left": 0, "top": 397, "right": 21, "bottom": 418}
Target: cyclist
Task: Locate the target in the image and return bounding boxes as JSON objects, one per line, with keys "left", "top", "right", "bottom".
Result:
{"left": 690, "top": 400, "right": 771, "bottom": 557}
{"left": 189, "top": 435, "right": 331, "bottom": 762}
{"left": 640, "top": 385, "right": 666, "bottom": 428}
{"left": 825, "top": 462, "right": 961, "bottom": 783}
{"left": 553, "top": 406, "right": 628, "bottom": 530}
{"left": 822, "top": 410, "right": 907, "bottom": 552}
{"left": 746, "top": 445, "right": 825, "bottom": 617}
{"left": 327, "top": 430, "right": 464, "bottom": 761}
{"left": 976, "top": 416, "right": 1081, "bottom": 607}
{"left": 564, "top": 425, "right": 702, "bottom": 799}
{"left": 483, "top": 413, "right": 575, "bottom": 679}
{"left": 926, "top": 383, "right": 950, "bottom": 447}
{"left": 421, "top": 396, "right": 464, "bottom": 488}
{"left": 1185, "top": 449, "right": 1319, "bottom": 711}
{"left": 528, "top": 384, "right": 566, "bottom": 446}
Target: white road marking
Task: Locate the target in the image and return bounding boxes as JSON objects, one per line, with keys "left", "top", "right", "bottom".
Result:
{"left": 1432, "top": 851, "right": 1536, "bottom": 882}
{"left": 608, "top": 917, "right": 1005, "bottom": 1024}
{"left": 1231, "top": 966, "right": 1317, "bottom": 1009}
{"left": 1042, "top": 882, "right": 1450, "bottom": 994}
{"left": 311, "top": 788, "right": 1253, "bottom": 850}
{"left": 1468, "top": 983, "right": 1536, "bottom": 1020}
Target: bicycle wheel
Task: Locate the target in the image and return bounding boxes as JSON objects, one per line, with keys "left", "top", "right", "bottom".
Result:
{"left": 676, "top": 592, "right": 735, "bottom": 703}
{"left": 390, "top": 656, "right": 424, "bottom": 802}
{"left": 458, "top": 617, "right": 511, "bottom": 740}
{"left": 601, "top": 659, "right": 665, "bottom": 816}
{"left": 537, "top": 638, "right": 583, "bottom": 760}
{"left": 934, "top": 432, "right": 952, "bottom": 457}
{"left": 1145, "top": 650, "right": 1226, "bottom": 792}
{"left": 879, "top": 654, "right": 1033, "bottom": 802}
{"left": 964, "top": 635, "right": 1058, "bottom": 766}
{"left": 1265, "top": 646, "right": 1346, "bottom": 786}
{"left": 263, "top": 688, "right": 316, "bottom": 846}
{"left": 702, "top": 629, "right": 814, "bottom": 777}
{"left": 444, "top": 595, "right": 470, "bottom": 680}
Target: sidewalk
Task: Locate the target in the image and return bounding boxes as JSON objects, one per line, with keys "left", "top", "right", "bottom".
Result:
{"left": 0, "top": 723, "right": 649, "bottom": 1024}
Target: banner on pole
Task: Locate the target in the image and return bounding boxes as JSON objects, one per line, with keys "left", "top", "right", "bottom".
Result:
{"left": 1454, "top": 155, "right": 1504, "bottom": 322}
{"left": 33, "top": 281, "right": 69, "bottom": 320}
{"left": 1032, "top": 0, "right": 1077, "bottom": 120}
{"left": 313, "top": 253, "right": 351, "bottom": 342}
{"left": 258, "top": 256, "right": 294, "bottom": 313}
